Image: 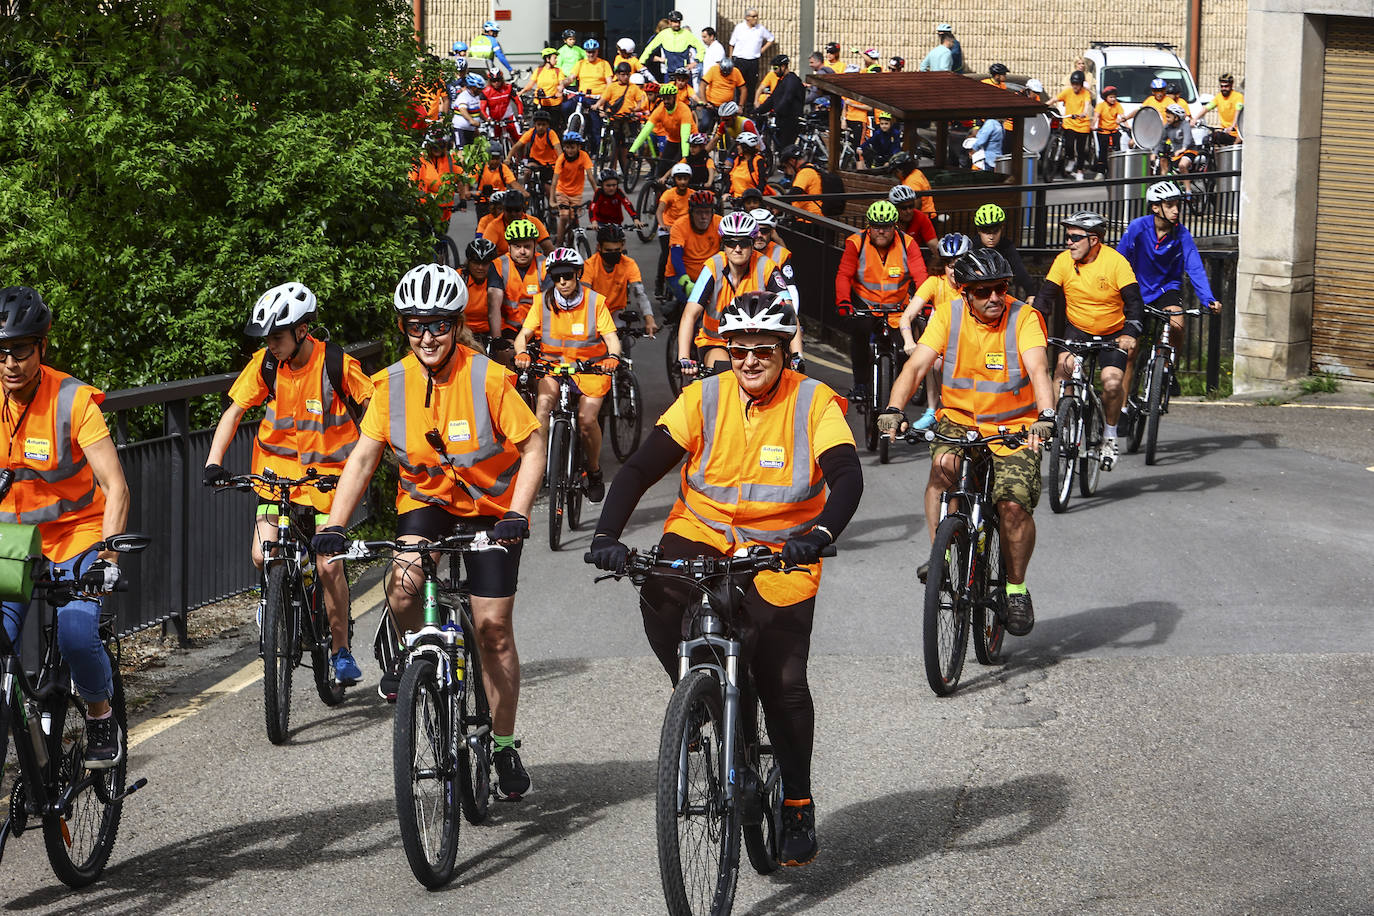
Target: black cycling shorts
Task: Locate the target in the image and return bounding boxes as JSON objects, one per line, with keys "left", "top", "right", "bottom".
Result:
{"left": 1064, "top": 322, "right": 1127, "bottom": 372}
{"left": 395, "top": 505, "right": 523, "bottom": 599}
{"left": 1146, "top": 289, "right": 1182, "bottom": 312}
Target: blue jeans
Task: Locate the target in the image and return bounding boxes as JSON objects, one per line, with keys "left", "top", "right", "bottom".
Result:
{"left": 1, "top": 553, "right": 112, "bottom": 703}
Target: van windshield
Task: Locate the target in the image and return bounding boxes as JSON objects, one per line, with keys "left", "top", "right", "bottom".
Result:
{"left": 1102, "top": 67, "right": 1197, "bottom": 104}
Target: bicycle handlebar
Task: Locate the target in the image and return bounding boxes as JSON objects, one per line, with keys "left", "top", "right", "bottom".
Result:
{"left": 1047, "top": 337, "right": 1126, "bottom": 354}
{"left": 903, "top": 426, "right": 1030, "bottom": 447}
{"left": 326, "top": 530, "right": 506, "bottom": 564}
{"left": 583, "top": 543, "right": 838, "bottom": 583}
{"left": 219, "top": 469, "right": 341, "bottom": 493}
{"left": 1143, "top": 305, "right": 1210, "bottom": 319}
{"left": 520, "top": 356, "right": 617, "bottom": 377}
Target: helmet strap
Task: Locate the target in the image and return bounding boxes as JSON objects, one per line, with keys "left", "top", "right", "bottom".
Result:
{"left": 287, "top": 324, "right": 309, "bottom": 366}
{"left": 422, "top": 338, "right": 458, "bottom": 407}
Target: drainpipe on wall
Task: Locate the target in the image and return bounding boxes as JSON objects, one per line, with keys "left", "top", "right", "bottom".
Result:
{"left": 1187, "top": 0, "right": 1201, "bottom": 79}
{"left": 414, "top": 0, "right": 423, "bottom": 46}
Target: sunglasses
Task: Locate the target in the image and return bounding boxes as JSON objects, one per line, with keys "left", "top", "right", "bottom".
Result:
{"left": 727, "top": 342, "right": 780, "bottom": 360}
{"left": 1065, "top": 233, "right": 1090, "bottom": 244}
{"left": 0, "top": 342, "right": 38, "bottom": 363}
{"left": 968, "top": 282, "right": 1008, "bottom": 299}
{"left": 722, "top": 238, "right": 753, "bottom": 249}
{"left": 404, "top": 318, "right": 454, "bottom": 338}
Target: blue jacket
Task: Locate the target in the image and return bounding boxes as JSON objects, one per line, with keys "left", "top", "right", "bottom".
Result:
{"left": 1116, "top": 215, "right": 1217, "bottom": 304}
{"left": 859, "top": 127, "right": 903, "bottom": 165}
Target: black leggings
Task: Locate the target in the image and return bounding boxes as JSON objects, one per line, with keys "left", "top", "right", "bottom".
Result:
{"left": 1064, "top": 129, "right": 1090, "bottom": 168}
{"left": 640, "top": 532, "right": 816, "bottom": 801}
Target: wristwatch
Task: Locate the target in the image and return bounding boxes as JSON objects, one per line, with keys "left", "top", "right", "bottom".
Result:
{"left": 1038, "top": 409, "right": 1056, "bottom": 421}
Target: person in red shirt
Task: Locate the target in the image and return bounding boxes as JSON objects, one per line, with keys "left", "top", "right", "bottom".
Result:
{"left": 588, "top": 171, "right": 644, "bottom": 232}
{"left": 480, "top": 70, "right": 524, "bottom": 144}
{"left": 886, "top": 183, "right": 939, "bottom": 260}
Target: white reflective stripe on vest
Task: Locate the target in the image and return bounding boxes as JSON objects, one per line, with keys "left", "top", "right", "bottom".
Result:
{"left": 941, "top": 301, "right": 1034, "bottom": 424}
{"left": 854, "top": 234, "right": 909, "bottom": 294}
{"left": 541, "top": 291, "right": 608, "bottom": 353}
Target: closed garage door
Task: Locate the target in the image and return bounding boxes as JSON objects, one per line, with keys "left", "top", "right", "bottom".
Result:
{"left": 1313, "top": 17, "right": 1374, "bottom": 380}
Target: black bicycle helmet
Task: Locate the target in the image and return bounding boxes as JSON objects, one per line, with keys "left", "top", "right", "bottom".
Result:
{"left": 501, "top": 189, "right": 526, "bottom": 210}
{"left": 1060, "top": 210, "right": 1108, "bottom": 237}
{"left": 989, "top": 62, "right": 1009, "bottom": 76}
{"left": 951, "top": 248, "right": 1014, "bottom": 287}
{"left": 667, "top": 10, "right": 683, "bottom": 22}
{"left": 777, "top": 144, "right": 805, "bottom": 163}
{"left": 888, "top": 151, "right": 916, "bottom": 172}
{"left": 597, "top": 224, "right": 625, "bottom": 243}
{"left": 772, "top": 55, "right": 790, "bottom": 68}
{"left": 465, "top": 238, "right": 499, "bottom": 263}
{"left": 0, "top": 286, "right": 52, "bottom": 340}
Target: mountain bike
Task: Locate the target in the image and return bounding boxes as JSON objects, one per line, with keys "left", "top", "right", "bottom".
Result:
{"left": 1046, "top": 337, "right": 1120, "bottom": 513}
{"left": 219, "top": 469, "right": 350, "bottom": 744}
{"left": 1125, "top": 305, "right": 1208, "bottom": 465}
{"left": 587, "top": 543, "right": 836, "bottom": 916}
{"left": 521, "top": 159, "right": 553, "bottom": 225}
{"left": 604, "top": 309, "right": 647, "bottom": 460}
{"left": 852, "top": 304, "right": 924, "bottom": 465}
{"left": 563, "top": 91, "right": 597, "bottom": 137}
{"left": 557, "top": 202, "right": 595, "bottom": 260}
{"left": 596, "top": 113, "right": 645, "bottom": 188}
{"left": 902, "top": 426, "right": 1030, "bottom": 695}
{"left": 0, "top": 533, "right": 151, "bottom": 887}
{"left": 517, "top": 357, "right": 612, "bottom": 551}
{"left": 335, "top": 531, "right": 502, "bottom": 889}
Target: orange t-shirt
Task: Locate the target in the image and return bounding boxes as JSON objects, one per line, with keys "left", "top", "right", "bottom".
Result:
{"left": 657, "top": 186, "right": 693, "bottom": 229}
{"left": 649, "top": 100, "right": 695, "bottom": 139}
{"left": 583, "top": 252, "right": 644, "bottom": 313}
{"left": 701, "top": 65, "right": 745, "bottom": 106}
{"left": 667, "top": 213, "right": 722, "bottom": 279}
{"left": 518, "top": 127, "right": 561, "bottom": 166}
{"left": 1095, "top": 100, "right": 1124, "bottom": 133}
{"left": 902, "top": 169, "right": 937, "bottom": 218}
{"left": 476, "top": 212, "right": 551, "bottom": 256}
{"left": 1055, "top": 87, "right": 1093, "bottom": 132}
{"left": 553, "top": 150, "right": 594, "bottom": 198}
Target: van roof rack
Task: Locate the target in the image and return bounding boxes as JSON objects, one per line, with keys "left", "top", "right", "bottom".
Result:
{"left": 1090, "top": 41, "right": 1178, "bottom": 51}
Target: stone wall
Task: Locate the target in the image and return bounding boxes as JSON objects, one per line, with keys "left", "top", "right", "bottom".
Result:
{"left": 423, "top": 0, "right": 489, "bottom": 55}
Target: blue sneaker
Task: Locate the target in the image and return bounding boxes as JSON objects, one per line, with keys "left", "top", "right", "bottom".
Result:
{"left": 332, "top": 648, "right": 361, "bottom": 686}
{"left": 912, "top": 408, "right": 938, "bottom": 431}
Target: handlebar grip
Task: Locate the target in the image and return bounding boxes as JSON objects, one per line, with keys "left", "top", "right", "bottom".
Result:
{"left": 819, "top": 545, "right": 837, "bottom": 559}
{"left": 583, "top": 551, "right": 595, "bottom": 564}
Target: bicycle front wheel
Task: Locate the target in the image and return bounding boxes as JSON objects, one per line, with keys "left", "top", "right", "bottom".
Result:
{"left": 308, "top": 586, "right": 346, "bottom": 707}
{"left": 636, "top": 183, "right": 659, "bottom": 243}
{"left": 547, "top": 421, "right": 569, "bottom": 550}
{"left": 666, "top": 333, "right": 686, "bottom": 398}
{"left": 1047, "top": 397, "right": 1079, "bottom": 513}
{"left": 657, "top": 669, "right": 740, "bottom": 916}
{"left": 624, "top": 148, "right": 644, "bottom": 191}
{"left": 973, "top": 525, "right": 1007, "bottom": 665}
{"left": 394, "top": 656, "right": 461, "bottom": 889}
{"left": 566, "top": 430, "right": 585, "bottom": 531}
{"left": 876, "top": 353, "right": 894, "bottom": 465}
{"left": 1079, "top": 404, "right": 1104, "bottom": 497}
{"left": 261, "top": 564, "right": 294, "bottom": 744}
{"left": 610, "top": 370, "right": 645, "bottom": 460}
{"left": 1145, "top": 354, "right": 1169, "bottom": 466}
{"left": 923, "top": 516, "right": 971, "bottom": 696}
{"left": 573, "top": 229, "right": 593, "bottom": 262}
{"left": 42, "top": 663, "right": 128, "bottom": 888}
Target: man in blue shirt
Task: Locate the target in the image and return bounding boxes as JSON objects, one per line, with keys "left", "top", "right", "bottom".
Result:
{"left": 919, "top": 25, "right": 956, "bottom": 72}
{"left": 1117, "top": 180, "right": 1222, "bottom": 392}
{"left": 858, "top": 111, "right": 902, "bottom": 168}
{"left": 966, "top": 117, "right": 1004, "bottom": 170}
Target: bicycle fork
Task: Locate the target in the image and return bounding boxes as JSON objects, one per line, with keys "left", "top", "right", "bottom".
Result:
{"left": 676, "top": 607, "right": 741, "bottom": 815}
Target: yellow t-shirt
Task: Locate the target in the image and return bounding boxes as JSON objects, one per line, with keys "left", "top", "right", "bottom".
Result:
{"left": 1211, "top": 90, "right": 1244, "bottom": 129}
{"left": 570, "top": 58, "right": 614, "bottom": 96}
{"left": 1055, "top": 87, "right": 1093, "bottom": 132}
{"left": 1045, "top": 245, "right": 1138, "bottom": 335}
{"left": 1095, "top": 100, "right": 1124, "bottom": 133}
{"left": 915, "top": 275, "right": 959, "bottom": 311}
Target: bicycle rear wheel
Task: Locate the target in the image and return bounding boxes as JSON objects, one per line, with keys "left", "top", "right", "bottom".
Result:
{"left": 610, "top": 370, "right": 645, "bottom": 460}
{"left": 922, "top": 516, "right": 971, "bottom": 696}
{"left": 394, "top": 656, "right": 460, "bottom": 889}
{"left": 1079, "top": 404, "right": 1104, "bottom": 497}
{"left": 973, "top": 525, "right": 1007, "bottom": 665}
{"left": 457, "top": 623, "right": 493, "bottom": 825}
{"left": 1047, "top": 397, "right": 1079, "bottom": 513}
{"left": 547, "top": 420, "right": 568, "bottom": 550}
{"left": 656, "top": 669, "right": 740, "bottom": 916}
{"left": 43, "top": 664, "right": 127, "bottom": 888}
{"left": 876, "top": 353, "right": 894, "bottom": 464}
{"left": 741, "top": 691, "right": 781, "bottom": 876}
{"left": 1145, "top": 355, "right": 1169, "bottom": 466}
{"left": 261, "top": 564, "right": 294, "bottom": 744}
{"left": 636, "top": 183, "right": 659, "bottom": 243}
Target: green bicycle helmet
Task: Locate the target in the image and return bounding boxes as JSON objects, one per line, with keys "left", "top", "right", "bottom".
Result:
{"left": 504, "top": 218, "right": 540, "bottom": 242}
{"left": 866, "top": 200, "right": 899, "bottom": 225}
{"left": 659, "top": 83, "right": 678, "bottom": 96}
{"left": 974, "top": 203, "right": 1007, "bottom": 228}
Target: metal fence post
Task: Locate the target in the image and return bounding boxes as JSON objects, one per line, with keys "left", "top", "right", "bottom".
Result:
{"left": 163, "top": 397, "right": 192, "bottom": 647}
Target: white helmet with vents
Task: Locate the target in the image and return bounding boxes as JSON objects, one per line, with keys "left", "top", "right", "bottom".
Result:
{"left": 393, "top": 264, "right": 468, "bottom": 316}
{"left": 244, "top": 282, "right": 317, "bottom": 337}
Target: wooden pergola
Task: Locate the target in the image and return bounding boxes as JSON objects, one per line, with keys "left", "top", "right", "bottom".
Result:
{"left": 803, "top": 71, "right": 1053, "bottom": 179}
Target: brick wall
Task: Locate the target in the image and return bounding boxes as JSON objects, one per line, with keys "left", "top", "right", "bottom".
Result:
{"left": 423, "top": 0, "right": 489, "bottom": 56}
{"left": 715, "top": 1, "right": 800, "bottom": 66}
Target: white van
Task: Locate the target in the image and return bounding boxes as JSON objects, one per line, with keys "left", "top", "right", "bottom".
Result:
{"left": 1081, "top": 41, "right": 1202, "bottom": 118}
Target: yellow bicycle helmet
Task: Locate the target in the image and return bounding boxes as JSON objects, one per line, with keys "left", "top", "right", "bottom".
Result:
{"left": 505, "top": 218, "right": 539, "bottom": 242}
{"left": 658, "top": 83, "right": 678, "bottom": 96}
{"left": 974, "top": 203, "right": 1007, "bottom": 227}
{"left": 866, "top": 200, "right": 899, "bottom": 225}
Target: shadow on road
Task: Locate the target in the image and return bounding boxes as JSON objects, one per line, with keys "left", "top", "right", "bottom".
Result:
{"left": 834, "top": 513, "right": 925, "bottom": 552}
{"left": 1065, "top": 468, "right": 1226, "bottom": 512}
{"left": 1013, "top": 600, "right": 1182, "bottom": 663}
{"left": 740, "top": 773, "right": 1069, "bottom": 915}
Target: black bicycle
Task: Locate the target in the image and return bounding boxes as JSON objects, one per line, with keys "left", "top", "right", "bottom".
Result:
{"left": 853, "top": 303, "right": 922, "bottom": 464}
{"left": 588, "top": 544, "right": 835, "bottom": 916}
{"left": 0, "top": 533, "right": 151, "bottom": 887}
{"left": 1046, "top": 337, "right": 1119, "bottom": 513}
{"left": 1125, "top": 305, "right": 1209, "bottom": 464}
{"left": 603, "top": 309, "right": 647, "bottom": 461}
{"left": 902, "top": 426, "right": 1030, "bottom": 695}
{"left": 218, "top": 469, "right": 349, "bottom": 744}
{"left": 521, "top": 159, "right": 553, "bottom": 225}
{"left": 339, "top": 531, "right": 502, "bottom": 889}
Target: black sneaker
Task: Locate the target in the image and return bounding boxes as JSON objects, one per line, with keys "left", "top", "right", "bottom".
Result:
{"left": 917, "top": 561, "right": 930, "bottom": 583}
{"left": 586, "top": 469, "right": 605, "bottom": 503}
{"left": 1169, "top": 372, "right": 1181, "bottom": 397}
{"left": 494, "top": 743, "right": 532, "bottom": 799}
{"left": 378, "top": 663, "right": 403, "bottom": 703}
{"left": 779, "top": 800, "right": 818, "bottom": 866}
{"left": 83, "top": 715, "right": 123, "bottom": 770}
{"left": 1005, "top": 591, "right": 1035, "bottom": 636}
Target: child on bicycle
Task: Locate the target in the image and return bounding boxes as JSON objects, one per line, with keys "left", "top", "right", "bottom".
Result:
{"left": 587, "top": 170, "right": 644, "bottom": 233}
{"left": 0, "top": 286, "right": 133, "bottom": 769}
{"left": 551, "top": 130, "right": 594, "bottom": 246}
{"left": 678, "top": 132, "right": 716, "bottom": 189}
{"left": 204, "top": 283, "right": 374, "bottom": 685}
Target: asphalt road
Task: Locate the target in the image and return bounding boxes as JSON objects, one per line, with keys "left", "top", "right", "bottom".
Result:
{"left": 3, "top": 208, "right": 1372, "bottom": 913}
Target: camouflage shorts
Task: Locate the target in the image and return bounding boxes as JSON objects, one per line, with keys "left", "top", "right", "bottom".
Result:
{"left": 930, "top": 417, "right": 1042, "bottom": 513}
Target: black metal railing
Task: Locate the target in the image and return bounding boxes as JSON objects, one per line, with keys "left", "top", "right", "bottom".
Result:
{"left": 98, "top": 340, "right": 384, "bottom": 642}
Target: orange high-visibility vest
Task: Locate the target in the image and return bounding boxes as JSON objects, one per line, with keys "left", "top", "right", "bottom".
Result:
{"left": 493, "top": 255, "right": 547, "bottom": 331}
{"left": 848, "top": 230, "right": 917, "bottom": 308}
{"left": 938, "top": 299, "right": 1040, "bottom": 435}
{"left": 0, "top": 368, "right": 106, "bottom": 562}
{"left": 692, "top": 252, "right": 781, "bottom": 348}
{"left": 464, "top": 271, "right": 494, "bottom": 334}
{"left": 528, "top": 288, "right": 612, "bottom": 362}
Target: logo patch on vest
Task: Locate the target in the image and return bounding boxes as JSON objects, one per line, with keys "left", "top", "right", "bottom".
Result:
{"left": 447, "top": 419, "right": 472, "bottom": 442}
{"left": 571, "top": 322, "right": 585, "bottom": 336}
{"left": 305, "top": 398, "right": 323, "bottom": 415}
{"left": 526, "top": 283, "right": 538, "bottom": 296}
{"left": 759, "top": 445, "right": 785, "bottom": 469}
{"left": 23, "top": 437, "right": 50, "bottom": 462}
{"left": 887, "top": 267, "right": 901, "bottom": 279}
{"left": 985, "top": 352, "right": 1005, "bottom": 370}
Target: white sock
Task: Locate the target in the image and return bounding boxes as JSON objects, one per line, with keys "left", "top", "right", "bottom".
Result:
{"left": 88, "top": 708, "right": 114, "bottom": 721}
{"left": 1105, "top": 424, "right": 1117, "bottom": 439}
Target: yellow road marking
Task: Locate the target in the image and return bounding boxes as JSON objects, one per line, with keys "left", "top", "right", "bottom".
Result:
{"left": 805, "top": 352, "right": 849, "bottom": 373}
{"left": 1174, "top": 400, "right": 1374, "bottom": 412}
{"left": 125, "top": 576, "right": 387, "bottom": 751}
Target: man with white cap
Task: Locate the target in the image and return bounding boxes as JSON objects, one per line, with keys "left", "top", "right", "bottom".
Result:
{"left": 919, "top": 25, "right": 957, "bottom": 72}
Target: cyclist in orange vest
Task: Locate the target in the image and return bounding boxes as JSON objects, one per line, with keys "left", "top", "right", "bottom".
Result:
{"left": 512, "top": 248, "right": 623, "bottom": 502}
{"left": 0, "top": 287, "right": 133, "bottom": 769}
{"left": 206, "top": 281, "right": 374, "bottom": 684}
{"left": 589, "top": 291, "right": 863, "bottom": 869}
{"left": 880, "top": 249, "right": 1055, "bottom": 637}
{"left": 834, "top": 200, "right": 929, "bottom": 398}
{"left": 491, "top": 219, "right": 548, "bottom": 339}
{"left": 460, "top": 237, "right": 504, "bottom": 347}
{"left": 314, "top": 264, "right": 544, "bottom": 799}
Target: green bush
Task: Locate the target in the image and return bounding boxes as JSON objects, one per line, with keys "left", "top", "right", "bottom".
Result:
{"left": 0, "top": 0, "right": 443, "bottom": 408}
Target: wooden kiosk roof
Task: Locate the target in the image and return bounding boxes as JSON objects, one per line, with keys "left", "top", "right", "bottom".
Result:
{"left": 803, "top": 71, "right": 1052, "bottom": 121}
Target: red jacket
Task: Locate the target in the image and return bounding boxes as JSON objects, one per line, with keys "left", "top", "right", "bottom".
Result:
{"left": 481, "top": 84, "right": 522, "bottom": 121}
{"left": 835, "top": 230, "right": 928, "bottom": 313}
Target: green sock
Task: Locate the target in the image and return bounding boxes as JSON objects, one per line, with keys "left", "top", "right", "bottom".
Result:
{"left": 493, "top": 734, "right": 516, "bottom": 751}
{"left": 1005, "top": 581, "right": 1028, "bottom": 596}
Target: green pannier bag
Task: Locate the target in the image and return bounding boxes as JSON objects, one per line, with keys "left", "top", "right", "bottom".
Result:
{"left": 0, "top": 523, "right": 42, "bottom": 602}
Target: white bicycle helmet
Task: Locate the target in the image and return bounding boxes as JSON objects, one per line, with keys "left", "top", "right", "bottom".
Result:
{"left": 546, "top": 246, "right": 585, "bottom": 274}
{"left": 1147, "top": 180, "right": 1183, "bottom": 203}
{"left": 1025, "top": 78, "right": 1044, "bottom": 94}
{"left": 718, "top": 211, "right": 759, "bottom": 238}
{"left": 245, "top": 282, "right": 317, "bottom": 337}
{"left": 393, "top": 264, "right": 467, "bottom": 316}
{"left": 735, "top": 131, "right": 759, "bottom": 148}
{"left": 718, "top": 291, "right": 798, "bottom": 340}
{"left": 617, "top": 37, "right": 635, "bottom": 53}
{"left": 1165, "top": 103, "right": 1188, "bottom": 118}
{"left": 669, "top": 162, "right": 693, "bottom": 178}
{"left": 748, "top": 207, "right": 777, "bottom": 228}
{"left": 887, "top": 184, "right": 918, "bottom": 205}
{"left": 629, "top": 73, "right": 646, "bottom": 86}
{"left": 938, "top": 233, "right": 972, "bottom": 259}
{"left": 719, "top": 101, "right": 740, "bottom": 118}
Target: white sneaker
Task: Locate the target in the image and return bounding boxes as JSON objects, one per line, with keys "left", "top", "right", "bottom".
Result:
{"left": 1100, "top": 437, "right": 1119, "bottom": 471}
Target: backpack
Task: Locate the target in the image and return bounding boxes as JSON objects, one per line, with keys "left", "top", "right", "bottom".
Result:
{"left": 260, "top": 340, "right": 363, "bottom": 423}
{"left": 799, "top": 164, "right": 847, "bottom": 218}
